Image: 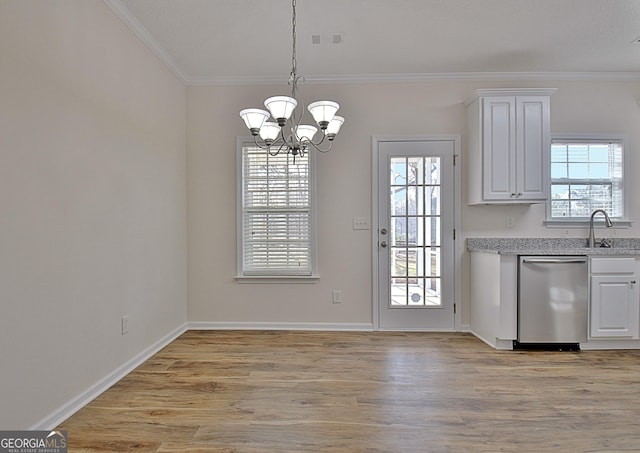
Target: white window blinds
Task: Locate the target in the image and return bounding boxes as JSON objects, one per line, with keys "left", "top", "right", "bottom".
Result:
{"left": 240, "top": 145, "right": 313, "bottom": 276}
{"left": 550, "top": 139, "right": 624, "bottom": 219}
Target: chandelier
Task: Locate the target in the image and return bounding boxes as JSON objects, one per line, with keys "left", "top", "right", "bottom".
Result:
{"left": 239, "top": 0, "right": 344, "bottom": 160}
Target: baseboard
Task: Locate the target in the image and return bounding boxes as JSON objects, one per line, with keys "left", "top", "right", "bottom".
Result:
{"left": 468, "top": 329, "right": 497, "bottom": 349}
{"left": 31, "top": 322, "right": 188, "bottom": 430}
{"left": 378, "top": 327, "right": 457, "bottom": 332}
{"left": 187, "top": 321, "right": 374, "bottom": 331}
{"left": 459, "top": 323, "right": 472, "bottom": 332}
{"left": 36, "top": 320, "right": 466, "bottom": 429}
{"left": 580, "top": 339, "right": 640, "bottom": 350}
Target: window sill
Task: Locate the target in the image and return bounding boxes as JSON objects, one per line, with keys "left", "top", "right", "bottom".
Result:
{"left": 544, "top": 219, "right": 632, "bottom": 228}
{"left": 235, "top": 275, "right": 320, "bottom": 284}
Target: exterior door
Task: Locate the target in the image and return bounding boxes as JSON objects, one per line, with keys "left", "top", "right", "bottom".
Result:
{"left": 375, "top": 138, "right": 456, "bottom": 330}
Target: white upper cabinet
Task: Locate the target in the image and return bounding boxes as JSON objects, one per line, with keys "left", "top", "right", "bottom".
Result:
{"left": 466, "top": 89, "right": 556, "bottom": 205}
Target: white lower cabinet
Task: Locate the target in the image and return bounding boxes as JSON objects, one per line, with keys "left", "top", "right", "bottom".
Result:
{"left": 469, "top": 252, "right": 517, "bottom": 349}
{"left": 469, "top": 251, "right": 640, "bottom": 349}
{"left": 589, "top": 257, "right": 640, "bottom": 339}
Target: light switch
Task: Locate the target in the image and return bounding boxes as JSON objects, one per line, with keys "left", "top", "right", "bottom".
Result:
{"left": 353, "top": 217, "right": 370, "bottom": 230}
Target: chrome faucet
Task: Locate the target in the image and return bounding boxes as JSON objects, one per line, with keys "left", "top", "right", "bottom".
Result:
{"left": 588, "top": 209, "right": 613, "bottom": 248}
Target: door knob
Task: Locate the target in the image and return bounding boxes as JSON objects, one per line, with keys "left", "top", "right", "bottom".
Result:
{"left": 380, "top": 241, "right": 388, "bottom": 248}
{"left": 380, "top": 228, "right": 387, "bottom": 235}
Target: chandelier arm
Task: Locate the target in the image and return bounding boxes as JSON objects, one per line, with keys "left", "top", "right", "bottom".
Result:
{"left": 252, "top": 135, "right": 275, "bottom": 150}
{"left": 269, "top": 125, "right": 292, "bottom": 156}
{"left": 268, "top": 141, "right": 289, "bottom": 157}
{"left": 288, "top": 76, "right": 305, "bottom": 131}
{"left": 306, "top": 138, "right": 334, "bottom": 154}
{"left": 252, "top": 135, "right": 291, "bottom": 154}
{"left": 280, "top": 123, "right": 297, "bottom": 150}
{"left": 308, "top": 131, "right": 327, "bottom": 147}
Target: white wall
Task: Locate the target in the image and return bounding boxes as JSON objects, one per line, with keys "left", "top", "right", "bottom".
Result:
{"left": 187, "top": 80, "right": 640, "bottom": 328}
{"left": 0, "top": 1, "right": 187, "bottom": 428}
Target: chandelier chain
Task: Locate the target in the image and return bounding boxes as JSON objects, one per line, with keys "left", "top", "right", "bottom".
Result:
{"left": 291, "top": 0, "right": 297, "bottom": 79}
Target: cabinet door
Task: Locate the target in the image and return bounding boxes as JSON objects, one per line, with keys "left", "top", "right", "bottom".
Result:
{"left": 482, "top": 97, "right": 516, "bottom": 200}
{"left": 515, "top": 96, "right": 550, "bottom": 201}
{"left": 590, "top": 276, "right": 639, "bottom": 338}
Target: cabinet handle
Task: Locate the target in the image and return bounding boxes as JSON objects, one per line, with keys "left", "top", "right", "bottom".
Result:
{"left": 631, "top": 281, "right": 637, "bottom": 285}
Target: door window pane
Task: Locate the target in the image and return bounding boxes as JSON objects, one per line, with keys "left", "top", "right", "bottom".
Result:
{"left": 388, "top": 156, "right": 442, "bottom": 308}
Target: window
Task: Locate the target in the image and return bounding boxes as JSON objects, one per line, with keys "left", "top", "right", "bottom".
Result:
{"left": 547, "top": 134, "right": 628, "bottom": 225}
{"left": 236, "top": 141, "right": 317, "bottom": 280}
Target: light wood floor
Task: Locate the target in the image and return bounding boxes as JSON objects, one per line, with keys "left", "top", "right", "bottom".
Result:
{"left": 58, "top": 331, "right": 640, "bottom": 452}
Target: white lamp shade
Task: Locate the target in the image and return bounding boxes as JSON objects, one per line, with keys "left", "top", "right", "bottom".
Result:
{"left": 264, "top": 96, "right": 297, "bottom": 121}
{"left": 295, "top": 125, "right": 318, "bottom": 142}
{"left": 325, "top": 116, "right": 345, "bottom": 136}
{"left": 308, "top": 100, "right": 339, "bottom": 125}
{"left": 259, "top": 122, "right": 280, "bottom": 141}
{"left": 239, "top": 108, "right": 270, "bottom": 131}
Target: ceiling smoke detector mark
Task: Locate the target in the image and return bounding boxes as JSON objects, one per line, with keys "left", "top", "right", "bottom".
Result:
{"left": 311, "top": 33, "right": 344, "bottom": 45}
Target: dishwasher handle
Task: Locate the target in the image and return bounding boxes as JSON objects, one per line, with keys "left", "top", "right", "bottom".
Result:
{"left": 521, "top": 257, "right": 587, "bottom": 264}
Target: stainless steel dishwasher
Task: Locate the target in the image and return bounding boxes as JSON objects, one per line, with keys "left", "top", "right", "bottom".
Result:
{"left": 517, "top": 256, "right": 588, "bottom": 349}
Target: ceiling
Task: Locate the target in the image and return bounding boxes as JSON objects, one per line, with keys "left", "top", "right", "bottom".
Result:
{"left": 106, "top": 0, "right": 640, "bottom": 85}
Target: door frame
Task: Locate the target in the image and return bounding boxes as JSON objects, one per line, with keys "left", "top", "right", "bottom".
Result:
{"left": 371, "top": 135, "right": 462, "bottom": 331}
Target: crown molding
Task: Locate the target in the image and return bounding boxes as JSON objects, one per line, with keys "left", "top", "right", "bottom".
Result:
{"left": 104, "top": 1, "right": 640, "bottom": 87}
{"left": 187, "top": 71, "right": 640, "bottom": 86}
{"left": 103, "top": 0, "right": 190, "bottom": 84}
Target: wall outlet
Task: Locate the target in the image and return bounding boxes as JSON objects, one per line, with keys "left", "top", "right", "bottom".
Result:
{"left": 332, "top": 290, "right": 342, "bottom": 304}
{"left": 505, "top": 216, "right": 514, "bottom": 228}
{"left": 121, "top": 315, "right": 129, "bottom": 335}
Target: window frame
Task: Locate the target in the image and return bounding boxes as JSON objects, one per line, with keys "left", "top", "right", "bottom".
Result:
{"left": 235, "top": 137, "right": 319, "bottom": 283}
{"left": 545, "top": 133, "right": 631, "bottom": 228}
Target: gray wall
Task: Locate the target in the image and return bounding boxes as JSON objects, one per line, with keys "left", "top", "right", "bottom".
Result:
{"left": 0, "top": 1, "right": 187, "bottom": 428}
{"left": 187, "top": 80, "right": 640, "bottom": 329}
{"left": 3, "top": 0, "right": 640, "bottom": 430}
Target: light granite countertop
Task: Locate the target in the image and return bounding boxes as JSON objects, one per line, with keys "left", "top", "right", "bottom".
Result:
{"left": 467, "top": 238, "right": 640, "bottom": 255}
